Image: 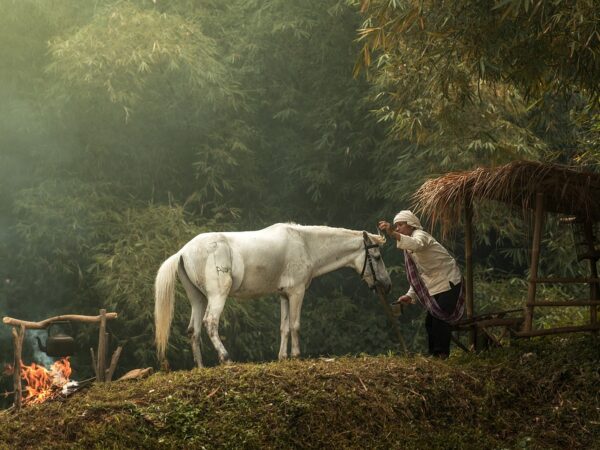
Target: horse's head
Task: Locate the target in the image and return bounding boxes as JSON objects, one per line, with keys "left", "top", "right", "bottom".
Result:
{"left": 360, "top": 231, "right": 392, "bottom": 294}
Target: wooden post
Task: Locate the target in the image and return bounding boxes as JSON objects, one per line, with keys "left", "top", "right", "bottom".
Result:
{"left": 464, "top": 202, "right": 475, "bottom": 349}
{"left": 524, "top": 193, "right": 545, "bottom": 333}
{"left": 12, "top": 325, "right": 25, "bottom": 411}
{"left": 583, "top": 221, "right": 598, "bottom": 330}
{"left": 97, "top": 309, "right": 107, "bottom": 382}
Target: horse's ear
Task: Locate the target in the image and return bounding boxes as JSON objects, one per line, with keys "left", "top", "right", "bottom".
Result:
{"left": 362, "top": 231, "right": 369, "bottom": 242}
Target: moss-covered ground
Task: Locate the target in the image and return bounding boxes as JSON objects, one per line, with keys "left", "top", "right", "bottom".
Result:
{"left": 0, "top": 335, "right": 598, "bottom": 449}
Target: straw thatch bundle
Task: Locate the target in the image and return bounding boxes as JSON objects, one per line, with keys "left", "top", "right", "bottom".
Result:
{"left": 413, "top": 160, "right": 600, "bottom": 231}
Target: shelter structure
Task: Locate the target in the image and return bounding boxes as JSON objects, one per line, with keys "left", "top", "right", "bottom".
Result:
{"left": 412, "top": 160, "right": 600, "bottom": 349}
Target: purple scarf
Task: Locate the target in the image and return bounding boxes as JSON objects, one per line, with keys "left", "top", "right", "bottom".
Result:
{"left": 404, "top": 251, "right": 465, "bottom": 324}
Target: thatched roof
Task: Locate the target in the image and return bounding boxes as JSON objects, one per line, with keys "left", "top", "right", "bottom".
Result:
{"left": 413, "top": 160, "right": 600, "bottom": 229}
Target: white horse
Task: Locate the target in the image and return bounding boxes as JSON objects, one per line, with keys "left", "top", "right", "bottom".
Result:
{"left": 154, "top": 223, "right": 391, "bottom": 367}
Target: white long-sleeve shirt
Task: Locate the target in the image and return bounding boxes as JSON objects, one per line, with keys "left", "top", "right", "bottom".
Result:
{"left": 396, "top": 229, "right": 462, "bottom": 302}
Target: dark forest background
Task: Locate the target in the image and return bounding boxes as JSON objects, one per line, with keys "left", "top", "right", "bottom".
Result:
{"left": 0, "top": 0, "right": 598, "bottom": 383}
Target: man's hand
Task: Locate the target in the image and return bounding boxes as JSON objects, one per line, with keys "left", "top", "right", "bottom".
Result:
{"left": 378, "top": 220, "right": 392, "bottom": 235}
{"left": 393, "top": 295, "right": 413, "bottom": 305}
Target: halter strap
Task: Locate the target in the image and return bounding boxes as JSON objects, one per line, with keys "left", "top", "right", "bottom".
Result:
{"left": 360, "top": 241, "right": 379, "bottom": 288}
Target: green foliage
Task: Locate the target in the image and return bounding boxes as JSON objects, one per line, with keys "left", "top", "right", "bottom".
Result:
{"left": 354, "top": 0, "right": 600, "bottom": 178}
{"left": 47, "top": 2, "right": 237, "bottom": 110}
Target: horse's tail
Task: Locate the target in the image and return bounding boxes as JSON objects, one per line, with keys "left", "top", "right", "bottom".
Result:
{"left": 154, "top": 252, "right": 181, "bottom": 363}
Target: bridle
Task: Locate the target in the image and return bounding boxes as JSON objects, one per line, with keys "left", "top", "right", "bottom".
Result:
{"left": 360, "top": 239, "right": 380, "bottom": 290}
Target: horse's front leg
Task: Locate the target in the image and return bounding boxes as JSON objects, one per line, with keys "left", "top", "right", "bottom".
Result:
{"left": 188, "top": 300, "right": 206, "bottom": 368}
{"left": 278, "top": 295, "right": 290, "bottom": 360}
{"left": 287, "top": 288, "right": 306, "bottom": 358}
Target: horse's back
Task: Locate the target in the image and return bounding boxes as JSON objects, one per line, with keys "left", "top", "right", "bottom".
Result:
{"left": 180, "top": 224, "right": 309, "bottom": 297}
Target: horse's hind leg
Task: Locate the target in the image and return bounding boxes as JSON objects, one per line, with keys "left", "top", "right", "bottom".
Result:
{"left": 178, "top": 263, "right": 207, "bottom": 368}
{"left": 203, "top": 294, "right": 231, "bottom": 364}
{"left": 203, "top": 240, "right": 233, "bottom": 364}
{"left": 278, "top": 295, "right": 290, "bottom": 360}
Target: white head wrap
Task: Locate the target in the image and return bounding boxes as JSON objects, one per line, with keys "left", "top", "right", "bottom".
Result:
{"left": 393, "top": 210, "right": 423, "bottom": 229}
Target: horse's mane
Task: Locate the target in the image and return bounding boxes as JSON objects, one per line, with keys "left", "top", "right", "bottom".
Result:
{"left": 274, "top": 223, "right": 386, "bottom": 245}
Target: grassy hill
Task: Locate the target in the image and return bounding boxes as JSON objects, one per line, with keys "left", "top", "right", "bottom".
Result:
{"left": 0, "top": 336, "right": 598, "bottom": 449}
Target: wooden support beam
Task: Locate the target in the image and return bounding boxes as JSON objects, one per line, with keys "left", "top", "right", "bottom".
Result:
{"left": 526, "top": 300, "right": 600, "bottom": 307}
{"left": 514, "top": 324, "right": 600, "bottom": 338}
{"left": 532, "top": 277, "right": 600, "bottom": 284}
{"left": 524, "top": 193, "right": 545, "bottom": 333}
{"left": 464, "top": 202, "right": 475, "bottom": 349}
{"left": 455, "top": 308, "right": 522, "bottom": 326}
{"left": 472, "top": 317, "right": 523, "bottom": 328}
{"left": 3, "top": 313, "right": 117, "bottom": 329}
{"left": 11, "top": 325, "right": 25, "bottom": 411}
{"left": 583, "top": 221, "right": 598, "bottom": 331}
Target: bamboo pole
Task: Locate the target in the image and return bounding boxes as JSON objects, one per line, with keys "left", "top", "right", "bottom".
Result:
{"left": 524, "top": 193, "right": 545, "bottom": 333}
{"left": 3, "top": 313, "right": 117, "bottom": 329}
{"left": 464, "top": 201, "right": 475, "bottom": 349}
{"left": 97, "top": 309, "right": 107, "bottom": 382}
{"left": 12, "top": 325, "right": 25, "bottom": 411}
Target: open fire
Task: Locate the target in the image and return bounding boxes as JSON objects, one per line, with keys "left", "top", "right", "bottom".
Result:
{"left": 20, "top": 358, "right": 75, "bottom": 405}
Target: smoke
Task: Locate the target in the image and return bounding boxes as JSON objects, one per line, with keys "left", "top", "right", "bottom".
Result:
{"left": 26, "top": 330, "right": 55, "bottom": 368}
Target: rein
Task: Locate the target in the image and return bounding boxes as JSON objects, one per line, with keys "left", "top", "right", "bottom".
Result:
{"left": 360, "top": 240, "right": 380, "bottom": 289}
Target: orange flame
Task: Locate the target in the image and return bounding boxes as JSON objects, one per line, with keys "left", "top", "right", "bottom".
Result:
{"left": 21, "top": 358, "right": 72, "bottom": 405}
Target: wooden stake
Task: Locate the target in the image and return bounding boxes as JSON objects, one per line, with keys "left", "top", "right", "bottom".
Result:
{"left": 524, "top": 193, "right": 545, "bottom": 333}
{"left": 12, "top": 325, "right": 25, "bottom": 411}
{"left": 97, "top": 309, "right": 107, "bottom": 382}
{"left": 105, "top": 346, "right": 123, "bottom": 382}
{"left": 90, "top": 348, "right": 98, "bottom": 379}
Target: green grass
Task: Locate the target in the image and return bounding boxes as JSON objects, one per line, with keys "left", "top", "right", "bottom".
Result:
{"left": 0, "top": 336, "right": 598, "bottom": 449}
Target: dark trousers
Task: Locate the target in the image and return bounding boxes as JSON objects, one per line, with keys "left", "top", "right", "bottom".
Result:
{"left": 425, "top": 282, "right": 462, "bottom": 357}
